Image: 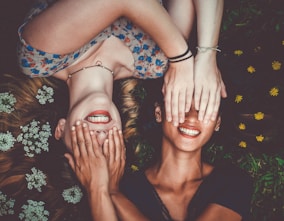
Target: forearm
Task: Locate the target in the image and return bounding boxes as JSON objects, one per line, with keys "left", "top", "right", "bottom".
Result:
{"left": 23, "top": 0, "right": 188, "bottom": 57}
{"left": 122, "top": 0, "right": 188, "bottom": 57}
{"left": 88, "top": 189, "right": 118, "bottom": 221}
{"left": 193, "top": 0, "right": 224, "bottom": 47}
{"left": 111, "top": 192, "right": 150, "bottom": 221}
{"left": 164, "top": 0, "right": 195, "bottom": 40}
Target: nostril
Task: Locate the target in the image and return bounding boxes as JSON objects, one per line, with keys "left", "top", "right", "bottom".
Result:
{"left": 96, "top": 131, "right": 108, "bottom": 146}
{"left": 95, "top": 130, "right": 107, "bottom": 134}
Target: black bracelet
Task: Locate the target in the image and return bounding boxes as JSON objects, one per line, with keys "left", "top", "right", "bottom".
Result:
{"left": 168, "top": 53, "right": 193, "bottom": 63}
{"left": 167, "top": 46, "right": 190, "bottom": 60}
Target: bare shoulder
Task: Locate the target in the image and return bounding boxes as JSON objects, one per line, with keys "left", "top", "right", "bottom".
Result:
{"left": 196, "top": 203, "right": 242, "bottom": 221}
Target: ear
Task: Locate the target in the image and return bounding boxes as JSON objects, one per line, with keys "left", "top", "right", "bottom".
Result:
{"left": 154, "top": 104, "right": 162, "bottom": 123}
{"left": 54, "top": 118, "right": 66, "bottom": 140}
{"left": 214, "top": 116, "right": 221, "bottom": 131}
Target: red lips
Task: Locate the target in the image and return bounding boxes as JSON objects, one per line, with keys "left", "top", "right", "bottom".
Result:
{"left": 85, "top": 110, "right": 112, "bottom": 124}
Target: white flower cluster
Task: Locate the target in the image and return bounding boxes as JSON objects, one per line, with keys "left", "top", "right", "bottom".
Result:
{"left": 36, "top": 85, "right": 54, "bottom": 105}
{"left": 0, "top": 92, "right": 17, "bottom": 113}
{"left": 17, "top": 120, "right": 52, "bottom": 157}
{"left": 0, "top": 131, "right": 16, "bottom": 152}
{"left": 62, "top": 185, "right": 83, "bottom": 204}
{"left": 19, "top": 200, "right": 49, "bottom": 221}
{"left": 0, "top": 191, "right": 15, "bottom": 216}
{"left": 26, "top": 167, "right": 47, "bottom": 192}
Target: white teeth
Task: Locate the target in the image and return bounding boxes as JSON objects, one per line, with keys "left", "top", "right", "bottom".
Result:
{"left": 179, "top": 127, "right": 200, "bottom": 136}
{"left": 87, "top": 115, "right": 109, "bottom": 123}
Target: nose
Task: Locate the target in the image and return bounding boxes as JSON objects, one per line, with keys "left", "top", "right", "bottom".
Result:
{"left": 185, "top": 109, "right": 199, "bottom": 122}
{"left": 95, "top": 130, "right": 108, "bottom": 146}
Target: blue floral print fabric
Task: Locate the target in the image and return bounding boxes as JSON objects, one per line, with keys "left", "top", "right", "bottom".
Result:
{"left": 17, "top": 0, "right": 168, "bottom": 79}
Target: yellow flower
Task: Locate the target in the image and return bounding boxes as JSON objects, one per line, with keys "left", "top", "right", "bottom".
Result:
{"left": 239, "top": 123, "right": 246, "bottom": 130}
{"left": 131, "top": 164, "right": 139, "bottom": 172}
{"left": 272, "top": 61, "right": 281, "bottom": 70}
{"left": 239, "top": 141, "right": 247, "bottom": 148}
{"left": 254, "top": 112, "right": 264, "bottom": 120}
{"left": 247, "top": 65, "right": 256, "bottom": 73}
{"left": 234, "top": 50, "right": 243, "bottom": 56}
{"left": 269, "top": 87, "right": 279, "bottom": 97}
{"left": 235, "top": 95, "right": 243, "bottom": 103}
{"left": 256, "top": 135, "right": 264, "bottom": 142}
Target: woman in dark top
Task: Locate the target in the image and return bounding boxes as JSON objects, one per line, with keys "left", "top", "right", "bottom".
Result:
{"left": 120, "top": 162, "right": 252, "bottom": 221}
{"left": 117, "top": 91, "right": 253, "bottom": 221}
{"left": 68, "top": 85, "right": 253, "bottom": 221}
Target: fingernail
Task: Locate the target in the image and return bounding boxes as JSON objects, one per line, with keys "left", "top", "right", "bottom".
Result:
{"left": 109, "top": 130, "right": 113, "bottom": 135}
{"left": 118, "top": 130, "right": 122, "bottom": 134}
{"left": 82, "top": 123, "right": 87, "bottom": 128}
{"left": 113, "top": 127, "right": 117, "bottom": 131}
{"left": 90, "top": 130, "right": 94, "bottom": 135}
{"left": 76, "top": 120, "right": 81, "bottom": 126}
{"left": 71, "top": 126, "right": 75, "bottom": 131}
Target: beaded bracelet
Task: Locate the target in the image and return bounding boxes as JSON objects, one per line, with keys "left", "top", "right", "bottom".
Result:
{"left": 196, "top": 46, "right": 221, "bottom": 53}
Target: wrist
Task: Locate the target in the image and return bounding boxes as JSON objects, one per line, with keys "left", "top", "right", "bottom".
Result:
{"left": 87, "top": 185, "right": 109, "bottom": 196}
{"left": 110, "top": 191, "right": 123, "bottom": 201}
{"left": 167, "top": 46, "right": 193, "bottom": 63}
{"left": 196, "top": 46, "right": 221, "bottom": 54}
{"left": 195, "top": 46, "right": 219, "bottom": 61}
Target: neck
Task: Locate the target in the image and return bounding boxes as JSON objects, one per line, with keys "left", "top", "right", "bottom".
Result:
{"left": 150, "top": 143, "right": 205, "bottom": 184}
{"left": 66, "top": 67, "right": 114, "bottom": 108}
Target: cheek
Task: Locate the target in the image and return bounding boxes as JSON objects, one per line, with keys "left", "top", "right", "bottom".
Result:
{"left": 112, "top": 110, "right": 122, "bottom": 129}
{"left": 200, "top": 126, "right": 215, "bottom": 142}
{"left": 162, "top": 123, "right": 177, "bottom": 139}
{"left": 62, "top": 130, "right": 72, "bottom": 152}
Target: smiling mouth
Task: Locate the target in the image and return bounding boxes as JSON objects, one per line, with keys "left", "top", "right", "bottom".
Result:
{"left": 85, "top": 110, "right": 112, "bottom": 124}
{"left": 178, "top": 127, "right": 200, "bottom": 137}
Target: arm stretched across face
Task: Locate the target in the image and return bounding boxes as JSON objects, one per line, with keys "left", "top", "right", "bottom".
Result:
{"left": 166, "top": 0, "right": 227, "bottom": 124}
{"left": 192, "top": 0, "right": 227, "bottom": 123}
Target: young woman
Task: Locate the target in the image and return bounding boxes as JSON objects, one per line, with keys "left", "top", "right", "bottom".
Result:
{"left": 0, "top": 74, "right": 140, "bottom": 220}
{"left": 17, "top": 0, "right": 227, "bottom": 149}
{"left": 68, "top": 83, "right": 253, "bottom": 221}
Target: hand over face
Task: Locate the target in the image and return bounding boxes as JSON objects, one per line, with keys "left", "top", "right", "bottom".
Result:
{"left": 64, "top": 121, "right": 126, "bottom": 195}
{"left": 162, "top": 57, "right": 194, "bottom": 127}
{"left": 163, "top": 53, "right": 227, "bottom": 126}
{"left": 65, "top": 121, "right": 109, "bottom": 193}
{"left": 194, "top": 54, "right": 227, "bottom": 123}
{"left": 102, "top": 127, "right": 126, "bottom": 194}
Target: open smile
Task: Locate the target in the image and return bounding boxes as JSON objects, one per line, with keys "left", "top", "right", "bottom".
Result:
{"left": 178, "top": 126, "right": 200, "bottom": 137}
{"left": 85, "top": 110, "right": 112, "bottom": 124}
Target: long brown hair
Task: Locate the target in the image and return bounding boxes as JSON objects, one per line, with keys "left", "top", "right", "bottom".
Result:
{"left": 0, "top": 74, "right": 91, "bottom": 220}
{"left": 0, "top": 74, "right": 146, "bottom": 220}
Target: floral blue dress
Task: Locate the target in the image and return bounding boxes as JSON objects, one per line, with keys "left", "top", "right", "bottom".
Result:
{"left": 17, "top": 0, "right": 168, "bottom": 79}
